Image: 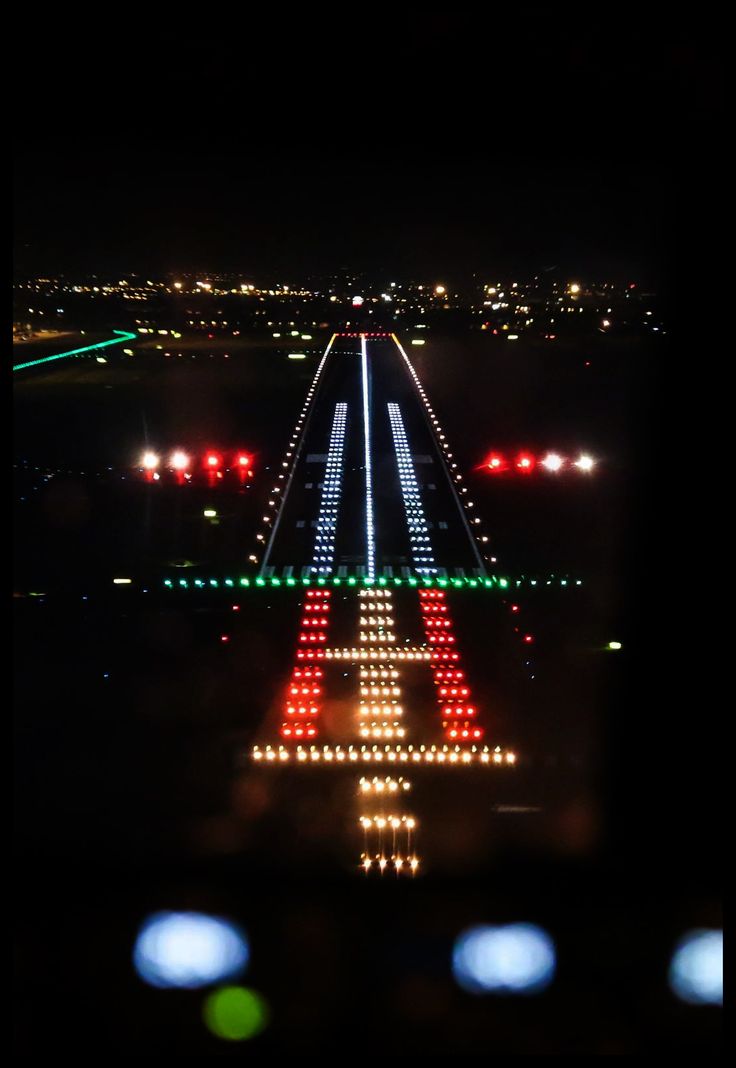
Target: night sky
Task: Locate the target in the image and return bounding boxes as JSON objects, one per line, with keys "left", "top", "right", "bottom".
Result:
{"left": 13, "top": 16, "right": 720, "bottom": 282}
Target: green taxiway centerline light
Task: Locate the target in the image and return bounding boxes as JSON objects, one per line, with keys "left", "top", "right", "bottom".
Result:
{"left": 164, "top": 580, "right": 172, "bottom": 587}
{"left": 225, "top": 579, "right": 234, "bottom": 586}
{"left": 179, "top": 579, "right": 188, "bottom": 588}
{"left": 270, "top": 577, "right": 281, "bottom": 586}
{"left": 348, "top": 577, "right": 356, "bottom": 585}
{"left": 12, "top": 329, "right": 138, "bottom": 371}
{"left": 256, "top": 578, "right": 265, "bottom": 586}
{"left": 286, "top": 578, "right": 296, "bottom": 586}
{"left": 240, "top": 578, "right": 250, "bottom": 586}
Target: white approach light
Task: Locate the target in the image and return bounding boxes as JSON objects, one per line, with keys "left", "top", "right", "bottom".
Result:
{"left": 541, "top": 453, "right": 564, "bottom": 472}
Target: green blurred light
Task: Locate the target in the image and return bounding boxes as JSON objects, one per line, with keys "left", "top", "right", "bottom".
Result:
{"left": 12, "top": 329, "right": 137, "bottom": 371}
{"left": 202, "top": 986, "right": 269, "bottom": 1042}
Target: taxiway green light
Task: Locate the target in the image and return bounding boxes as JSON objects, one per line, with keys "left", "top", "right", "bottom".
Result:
{"left": 12, "top": 329, "right": 138, "bottom": 371}
{"left": 203, "top": 986, "right": 269, "bottom": 1042}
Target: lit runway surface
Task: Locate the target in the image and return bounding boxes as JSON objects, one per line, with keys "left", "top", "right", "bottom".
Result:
{"left": 249, "top": 334, "right": 521, "bottom": 873}
{"left": 259, "top": 334, "right": 486, "bottom": 579}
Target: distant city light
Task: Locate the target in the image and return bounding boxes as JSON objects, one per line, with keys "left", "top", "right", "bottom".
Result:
{"left": 203, "top": 986, "right": 269, "bottom": 1041}
{"left": 141, "top": 452, "right": 159, "bottom": 470}
{"left": 669, "top": 930, "right": 722, "bottom": 1005}
{"left": 288, "top": 353, "right": 307, "bottom": 359}
{"left": 170, "top": 451, "right": 190, "bottom": 471}
{"left": 113, "top": 578, "right": 132, "bottom": 585}
{"left": 541, "top": 453, "right": 564, "bottom": 472}
{"left": 569, "top": 283, "right": 581, "bottom": 294}
{"left": 204, "top": 509, "right": 218, "bottom": 518}
{"left": 453, "top": 923, "right": 556, "bottom": 995}
{"left": 410, "top": 339, "right": 425, "bottom": 346}
{"left": 133, "top": 912, "right": 249, "bottom": 989}
{"left": 96, "top": 357, "right": 107, "bottom": 363}
{"left": 352, "top": 295, "right": 364, "bottom": 307}
{"left": 435, "top": 284, "right": 446, "bottom": 295}
{"left": 173, "top": 282, "right": 183, "bottom": 289}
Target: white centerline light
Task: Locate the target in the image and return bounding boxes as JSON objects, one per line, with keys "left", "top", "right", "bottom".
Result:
{"left": 311, "top": 403, "right": 348, "bottom": 575}
{"left": 361, "top": 335, "right": 376, "bottom": 579}
{"left": 387, "top": 403, "right": 437, "bottom": 575}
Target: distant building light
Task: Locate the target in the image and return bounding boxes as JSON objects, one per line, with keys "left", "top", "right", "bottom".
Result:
{"left": 607, "top": 641, "right": 622, "bottom": 651}
{"left": 204, "top": 509, "right": 218, "bottom": 518}
{"left": 113, "top": 578, "right": 132, "bottom": 585}
{"left": 410, "top": 339, "right": 425, "bottom": 346}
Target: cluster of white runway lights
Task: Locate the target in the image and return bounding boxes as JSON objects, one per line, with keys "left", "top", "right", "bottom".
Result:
{"left": 252, "top": 333, "right": 520, "bottom": 875}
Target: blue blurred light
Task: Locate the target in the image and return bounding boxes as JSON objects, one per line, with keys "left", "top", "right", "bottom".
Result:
{"left": 133, "top": 912, "right": 249, "bottom": 989}
{"left": 669, "top": 929, "right": 722, "bottom": 1005}
{"left": 452, "top": 923, "right": 556, "bottom": 995}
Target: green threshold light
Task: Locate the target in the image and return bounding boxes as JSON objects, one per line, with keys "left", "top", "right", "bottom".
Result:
{"left": 13, "top": 330, "right": 138, "bottom": 371}
{"left": 162, "top": 574, "right": 582, "bottom": 591}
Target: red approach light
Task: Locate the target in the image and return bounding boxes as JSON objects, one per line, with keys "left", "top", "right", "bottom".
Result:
{"left": 523, "top": 634, "right": 534, "bottom": 643}
{"left": 205, "top": 452, "right": 222, "bottom": 469}
{"left": 486, "top": 453, "right": 507, "bottom": 473}
{"left": 515, "top": 452, "right": 536, "bottom": 473}
{"left": 236, "top": 453, "right": 251, "bottom": 468}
